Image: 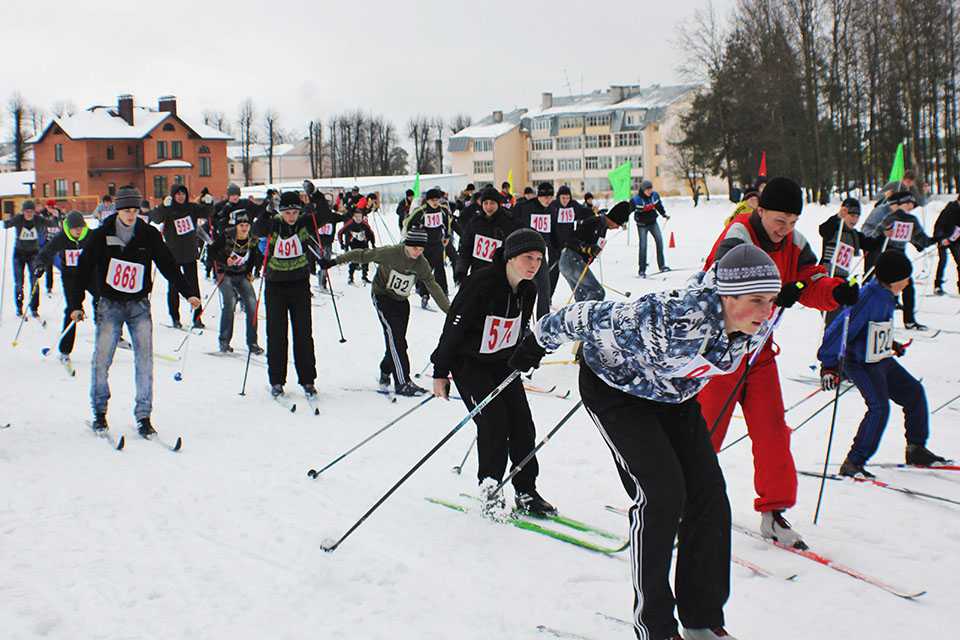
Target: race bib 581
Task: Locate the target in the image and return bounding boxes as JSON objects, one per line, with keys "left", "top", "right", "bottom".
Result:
{"left": 106, "top": 258, "right": 145, "bottom": 294}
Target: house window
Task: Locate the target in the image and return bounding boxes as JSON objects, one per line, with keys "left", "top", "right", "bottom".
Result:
{"left": 625, "top": 111, "right": 646, "bottom": 126}
{"left": 154, "top": 175, "right": 168, "bottom": 198}
{"left": 558, "top": 116, "right": 583, "bottom": 129}
{"left": 127, "top": 145, "right": 134, "bottom": 155}
{"left": 163, "top": 123, "right": 175, "bottom": 131}
{"left": 108, "top": 183, "right": 116, "bottom": 196}
{"left": 174, "top": 175, "right": 184, "bottom": 185}
{"left": 585, "top": 114, "right": 611, "bottom": 127}
{"left": 531, "top": 138, "right": 553, "bottom": 151}
{"left": 585, "top": 134, "right": 611, "bottom": 148}
{"left": 597, "top": 156, "right": 613, "bottom": 170}
{"left": 557, "top": 158, "right": 582, "bottom": 172}
{"left": 615, "top": 132, "right": 642, "bottom": 147}
{"left": 73, "top": 181, "right": 81, "bottom": 196}
{"left": 656, "top": 166, "right": 661, "bottom": 177}
{"left": 585, "top": 156, "right": 598, "bottom": 170}
{"left": 532, "top": 118, "right": 551, "bottom": 132}
{"left": 54, "top": 144, "right": 63, "bottom": 162}
{"left": 42, "top": 183, "right": 49, "bottom": 197}
{"left": 200, "top": 157, "right": 212, "bottom": 177}
{"left": 556, "top": 136, "right": 582, "bottom": 150}
{"left": 532, "top": 158, "right": 554, "bottom": 173}
{"left": 106, "top": 145, "right": 115, "bottom": 160}
{"left": 615, "top": 155, "right": 643, "bottom": 169}
{"left": 198, "top": 145, "right": 210, "bottom": 154}
{"left": 655, "top": 144, "right": 661, "bottom": 156}
{"left": 229, "top": 163, "right": 235, "bottom": 176}
{"left": 473, "top": 139, "right": 493, "bottom": 153}
{"left": 55, "top": 179, "right": 67, "bottom": 197}
{"left": 172, "top": 141, "right": 183, "bottom": 159}
{"left": 473, "top": 160, "right": 494, "bottom": 175}
{"left": 157, "top": 141, "right": 167, "bottom": 159}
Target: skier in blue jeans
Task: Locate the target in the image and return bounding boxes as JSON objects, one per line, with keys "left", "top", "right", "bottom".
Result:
{"left": 631, "top": 180, "right": 671, "bottom": 278}
{"left": 818, "top": 251, "right": 947, "bottom": 477}
{"left": 68, "top": 186, "right": 200, "bottom": 439}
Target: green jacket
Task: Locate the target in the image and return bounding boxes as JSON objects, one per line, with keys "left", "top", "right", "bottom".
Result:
{"left": 337, "top": 244, "right": 450, "bottom": 312}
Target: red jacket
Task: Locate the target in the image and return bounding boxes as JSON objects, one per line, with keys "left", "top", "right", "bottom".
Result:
{"left": 704, "top": 211, "right": 840, "bottom": 311}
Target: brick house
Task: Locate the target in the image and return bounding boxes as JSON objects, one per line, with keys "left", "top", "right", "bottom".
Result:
{"left": 30, "top": 95, "right": 231, "bottom": 212}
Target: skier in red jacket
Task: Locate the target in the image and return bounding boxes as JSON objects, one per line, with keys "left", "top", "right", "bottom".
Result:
{"left": 700, "top": 176, "right": 860, "bottom": 549}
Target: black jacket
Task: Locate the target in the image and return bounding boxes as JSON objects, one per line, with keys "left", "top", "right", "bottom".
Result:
{"left": 4, "top": 213, "right": 45, "bottom": 255}
{"left": 817, "top": 215, "right": 884, "bottom": 278}
{"left": 565, "top": 210, "right": 609, "bottom": 260}
{"left": 68, "top": 215, "right": 196, "bottom": 311}
{"left": 511, "top": 198, "right": 555, "bottom": 249}
{"left": 148, "top": 186, "right": 214, "bottom": 263}
{"left": 431, "top": 251, "right": 536, "bottom": 379}
{"left": 547, "top": 199, "right": 584, "bottom": 249}
{"left": 934, "top": 200, "right": 960, "bottom": 241}
{"left": 337, "top": 219, "right": 376, "bottom": 249}
{"left": 211, "top": 230, "right": 263, "bottom": 277}
{"left": 404, "top": 203, "right": 452, "bottom": 245}
{"left": 305, "top": 199, "right": 351, "bottom": 245}
{"left": 253, "top": 210, "right": 315, "bottom": 283}
{"left": 455, "top": 207, "right": 520, "bottom": 278}
{"left": 32, "top": 223, "right": 94, "bottom": 278}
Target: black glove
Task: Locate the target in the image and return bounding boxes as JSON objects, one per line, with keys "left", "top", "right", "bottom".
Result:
{"left": 892, "top": 339, "right": 911, "bottom": 357}
{"left": 453, "top": 269, "right": 466, "bottom": 286}
{"left": 775, "top": 282, "right": 805, "bottom": 308}
{"left": 820, "top": 365, "right": 840, "bottom": 391}
{"left": 509, "top": 334, "right": 547, "bottom": 372}
{"left": 832, "top": 281, "right": 860, "bottom": 306}
{"left": 317, "top": 258, "right": 337, "bottom": 270}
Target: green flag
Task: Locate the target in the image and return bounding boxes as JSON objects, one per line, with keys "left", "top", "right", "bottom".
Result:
{"left": 412, "top": 173, "right": 421, "bottom": 200}
{"left": 608, "top": 161, "right": 633, "bottom": 201}
{"left": 888, "top": 143, "right": 905, "bottom": 183}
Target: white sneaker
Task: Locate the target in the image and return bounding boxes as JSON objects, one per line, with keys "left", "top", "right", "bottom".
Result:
{"left": 478, "top": 478, "right": 508, "bottom": 521}
{"left": 760, "top": 510, "right": 807, "bottom": 550}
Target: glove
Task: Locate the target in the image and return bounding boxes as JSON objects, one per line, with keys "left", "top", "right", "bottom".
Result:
{"left": 509, "top": 334, "right": 547, "bottom": 372}
{"left": 820, "top": 365, "right": 840, "bottom": 391}
{"left": 340, "top": 242, "right": 347, "bottom": 251}
{"left": 775, "top": 282, "right": 805, "bottom": 308}
{"left": 163, "top": 196, "right": 172, "bottom": 207}
{"left": 453, "top": 269, "right": 466, "bottom": 286}
{"left": 201, "top": 194, "right": 214, "bottom": 205}
{"left": 832, "top": 281, "right": 860, "bottom": 306}
{"left": 663, "top": 214, "right": 671, "bottom": 220}
{"left": 892, "top": 339, "right": 911, "bottom": 357}
{"left": 317, "top": 257, "right": 337, "bottom": 270}
{"left": 585, "top": 244, "right": 602, "bottom": 258}
{"left": 642, "top": 204, "right": 655, "bottom": 212}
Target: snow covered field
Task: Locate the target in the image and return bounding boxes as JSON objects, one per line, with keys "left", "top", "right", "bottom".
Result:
{"left": 2, "top": 195, "right": 957, "bottom": 639}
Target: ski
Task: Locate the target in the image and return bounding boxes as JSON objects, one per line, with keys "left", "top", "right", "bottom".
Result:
{"left": 205, "top": 351, "right": 266, "bottom": 367}
{"left": 594, "top": 612, "right": 631, "bottom": 628}
{"left": 730, "top": 522, "right": 925, "bottom": 599}
{"left": 143, "top": 433, "right": 183, "bottom": 452}
{"left": 798, "top": 470, "right": 960, "bottom": 507}
{"left": 304, "top": 391, "right": 320, "bottom": 416}
{"left": 161, "top": 323, "right": 204, "bottom": 336}
{"left": 910, "top": 329, "right": 942, "bottom": 340}
{"left": 426, "top": 497, "right": 628, "bottom": 555}
{"left": 459, "top": 493, "right": 623, "bottom": 542}
{"left": 340, "top": 386, "right": 400, "bottom": 403}
{"left": 269, "top": 388, "right": 297, "bottom": 413}
{"left": 537, "top": 625, "right": 594, "bottom": 640}
{"left": 85, "top": 421, "right": 124, "bottom": 451}
{"left": 1, "top": 423, "right": 11, "bottom": 429}
{"left": 524, "top": 384, "right": 572, "bottom": 400}
{"left": 869, "top": 462, "right": 960, "bottom": 471}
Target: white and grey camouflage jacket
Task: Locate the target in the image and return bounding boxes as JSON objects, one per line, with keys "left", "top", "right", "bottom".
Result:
{"left": 534, "top": 271, "right": 757, "bottom": 404}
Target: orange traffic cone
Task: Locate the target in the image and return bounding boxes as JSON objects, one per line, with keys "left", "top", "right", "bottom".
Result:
{"left": 669, "top": 231, "right": 676, "bottom": 248}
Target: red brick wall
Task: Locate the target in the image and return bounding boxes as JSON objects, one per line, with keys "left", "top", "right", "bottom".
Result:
{"left": 33, "top": 128, "right": 88, "bottom": 203}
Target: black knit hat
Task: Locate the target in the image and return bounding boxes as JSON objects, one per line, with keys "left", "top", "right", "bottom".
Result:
{"left": 115, "top": 186, "right": 142, "bottom": 211}
{"left": 742, "top": 190, "right": 760, "bottom": 202}
{"left": 465, "top": 183, "right": 475, "bottom": 192}
{"left": 758, "top": 176, "right": 803, "bottom": 215}
{"left": 479, "top": 186, "right": 502, "bottom": 204}
{"left": 227, "top": 183, "right": 241, "bottom": 197}
{"left": 876, "top": 251, "right": 912, "bottom": 284}
{"left": 841, "top": 197, "right": 861, "bottom": 213}
{"left": 232, "top": 209, "right": 251, "bottom": 225}
{"left": 503, "top": 228, "right": 547, "bottom": 260}
{"left": 425, "top": 188, "right": 443, "bottom": 200}
{"left": 537, "top": 182, "right": 554, "bottom": 197}
{"left": 888, "top": 190, "right": 916, "bottom": 206}
{"left": 405, "top": 189, "right": 415, "bottom": 197}
{"left": 170, "top": 183, "right": 188, "bottom": 198}
{"left": 523, "top": 186, "right": 535, "bottom": 195}
{"left": 557, "top": 185, "right": 572, "bottom": 197}
{"left": 66, "top": 210, "right": 86, "bottom": 229}
{"left": 21, "top": 199, "right": 35, "bottom": 211}
{"left": 404, "top": 229, "right": 429, "bottom": 247}
{"left": 278, "top": 191, "right": 302, "bottom": 211}
{"left": 584, "top": 192, "right": 594, "bottom": 200}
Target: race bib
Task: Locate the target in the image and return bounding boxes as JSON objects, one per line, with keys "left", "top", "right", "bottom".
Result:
{"left": 665, "top": 354, "right": 735, "bottom": 380}
{"left": 891, "top": 221, "right": 913, "bottom": 242}
{"left": 173, "top": 216, "right": 195, "bottom": 236}
{"left": 472, "top": 234, "right": 502, "bottom": 262}
{"left": 950, "top": 226, "right": 960, "bottom": 242}
{"left": 274, "top": 234, "right": 303, "bottom": 259}
{"left": 228, "top": 251, "right": 249, "bottom": 266}
{"left": 317, "top": 223, "right": 333, "bottom": 235}
{"left": 106, "top": 258, "right": 145, "bottom": 294}
{"left": 557, "top": 207, "right": 575, "bottom": 224}
{"left": 865, "top": 320, "right": 894, "bottom": 363}
{"left": 424, "top": 212, "right": 442, "bottom": 228}
{"left": 64, "top": 249, "right": 82, "bottom": 267}
{"left": 480, "top": 314, "right": 522, "bottom": 354}
{"left": 385, "top": 270, "right": 416, "bottom": 297}
{"left": 351, "top": 231, "right": 366, "bottom": 242}
{"left": 19, "top": 227, "right": 38, "bottom": 241}
{"left": 834, "top": 241, "right": 854, "bottom": 271}
{"left": 531, "top": 214, "right": 551, "bottom": 234}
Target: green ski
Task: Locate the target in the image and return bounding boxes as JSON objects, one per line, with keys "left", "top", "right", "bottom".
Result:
{"left": 458, "top": 492, "right": 623, "bottom": 541}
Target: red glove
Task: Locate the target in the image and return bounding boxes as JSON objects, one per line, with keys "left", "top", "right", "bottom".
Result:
{"left": 642, "top": 204, "right": 655, "bottom": 212}
{"left": 892, "top": 339, "right": 912, "bottom": 357}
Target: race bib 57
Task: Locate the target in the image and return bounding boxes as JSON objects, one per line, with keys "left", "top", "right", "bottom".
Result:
{"left": 480, "top": 315, "right": 521, "bottom": 354}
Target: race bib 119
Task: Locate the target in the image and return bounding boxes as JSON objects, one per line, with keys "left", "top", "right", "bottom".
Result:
{"left": 472, "top": 234, "right": 502, "bottom": 262}
{"left": 865, "top": 320, "right": 894, "bottom": 363}
{"left": 480, "top": 315, "right": 521, "bottom": 354}
{"left": 274, "top": 234, "right": 303, "bottom": 259}
{"left": 531, "top": 214, "right": 551, "bottom": 234}
{"left": 173, "top": 216, "right": 195, "bottom": 236}
{"left": 557, "top": 208, "right": 575, "bottom": 224}
{"left": 106, "top": 258, "right": 145, "bottom": 294}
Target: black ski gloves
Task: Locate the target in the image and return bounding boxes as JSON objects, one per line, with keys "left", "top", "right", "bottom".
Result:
{"left": 832, "top": 281, "right": 860, "bottom": 306}
{"left": 775, "top": 282, "right": 805, "bottom": 309}
{"left": 509, "top": 334, "right": 547, "bottom": 372}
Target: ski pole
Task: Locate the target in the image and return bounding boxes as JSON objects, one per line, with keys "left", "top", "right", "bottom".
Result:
{"left": 308, "top": 244, "right": 347, "bottom": 343}
{"left": 41, "top": 318, "right": 77, "bottom": 356}
{"left": 784, "top": 387, "right": 822, "bottom": 414}
{"left": 413, "top": 360, "right": 432, "bottom": 379}
{"left": 173, "top": 276, "right": 224, "bottom": 354}
{"left": 321, "top": 370, "right": 521, "bottom": 553}
{"left": 932, "top": 391, "right": 960, "bottom": 414}
{"left": 240, "top": 242, "right": 271, "bottom": 396}
{"left": 452, "top": 435, "right": 476, "bottom": 474}
{"left": 814, "top": 313, "right": 851, "bottom": 525}
{"left": 492, "top": 400, "right": 583, "bottom": 494}
{"left": 601, "top": 282, "right": 631, "bottom": 298}
{"left": 306, "top": 395, "right": 434, "bottom": 479}
{"left": 11, "top": 277, "right": 42, "bottom": 347}
{"left": 0, "top": 228, "right": 8, "bottom": 325}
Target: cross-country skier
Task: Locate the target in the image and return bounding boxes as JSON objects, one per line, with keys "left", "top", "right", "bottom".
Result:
{"left": 454, "top": 187, "right": 519, "bottom": 284}
{"left": 699, "top": 176, "right": 859, "bottom": 549}
{"left": 545, "top": 185, "right": 582, "bottom": 294}
{"left": 511, "top": 183, "right": 555, "bottom": 318}
{"left": 38, "top": 200, "right": 63, "bottom": 296}
{"left": 431, "top": 228, "right": 556, "bottom": 517}
{"left": 513, "top": 243, "right": 784, "bottom": 640}
{"left": 558, "top": 203, "right": 629, "bottom": 303}
{"left": 209, "top": 209, "right": 264, "bottom": 355}
{"left": 933, "top": 193, "right": 960, "bottom": 295}
{"left": 403, "top": 188, "right": 452, "bottom": 308}
{"left": 67, "top": 186, "right": 200, "bottom": 438}
{"left": 337, "top": 210, "right": 376, "bottom": 284}
{"left": 631, "top": 179, "right": 671, "bottom": 278}
{"left": 818, "top": 251, "right": 948, "bottom": 477}
{"left": 317, "top": 230, "right": 450, "bottom": 396}
{"left": 4, "top": 199, "right": 45, "bottom": 318}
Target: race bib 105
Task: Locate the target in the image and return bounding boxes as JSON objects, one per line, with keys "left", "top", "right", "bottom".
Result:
{"left": 557, "top": 207, "right": 575, "bottom": 224}
{"left": 531, "top": 214, "right": 551, "bottom": 234}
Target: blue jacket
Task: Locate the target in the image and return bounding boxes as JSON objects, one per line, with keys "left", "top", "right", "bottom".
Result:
{"left": 534, "top": 271, "right": 756, "bottom": 404}
{"left": 818, "top": 280, "right": 897, "bottom": 367}
{"left": 631, "top": 192, "right": 667, "bottom": 225}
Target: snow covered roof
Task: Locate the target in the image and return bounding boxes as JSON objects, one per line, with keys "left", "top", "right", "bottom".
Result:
{"left": 525, "top": 84, "right": 701, "bottom": 119}
{"left": 0, "top": 170, "right": 35, "bottom": 196}
{"left": 0, "top": 148, "right": 34, "bottom": 166}
{"left": 226, "top": 143, "right": 297, "bottom": 160}
{"left": 29, "top": 106, "right": 233, "bottom": 143}
{"left": 147, "top": 160, "right": 193, "bottom": 169}
{"left": 450, "top": 121, "right": 518, "bottom": 140}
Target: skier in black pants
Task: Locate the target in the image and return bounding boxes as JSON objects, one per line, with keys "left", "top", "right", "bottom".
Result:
{"left": 148, "top": 184, "right": 214, "bottom": 328}
{"left": 303, "top": 182, "right": 350, "bottom": 290}
{"left": 253, "top": 191, "right": 318, "bottom": 400}
{"left": 336, "top": 210, "right": 376, "bottom": 284}
{"left": 4, "top": 199, "right": 45, "bottom": 318}
{"left": 32, "top": 211, "right": 97, "bottom": 364}
{"left": 511, "top": 183, "right": 556, "bottom": 318}
{"left": 209, "top": 209, "right": 264, "bottom": 355}
{"left": 432, "top": 228, "right": 556, "bottom": 517}
{"left": 545, "top": 185, "right": 582, "bottom": 294}
{"left": 454, "top": 186, "right": 519, "bottom": 284}
{"left": 403, "top": 187, "right": 452, "bottom": 308}
{"left": 513, "top": 243, "right": 785, "bottom": 640}
{"left": 933, "top": 193, "right": 960, "bottom": 295}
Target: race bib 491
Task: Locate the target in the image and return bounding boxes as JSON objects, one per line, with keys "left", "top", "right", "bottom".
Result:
{"left": 274, "top": 235, "right": 303, "bottom": 258}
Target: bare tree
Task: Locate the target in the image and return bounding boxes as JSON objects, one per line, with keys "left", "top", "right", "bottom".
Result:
{"left": 263, "top": 109, "right": 280, "bottom": 184}
{"left": 448, "top": 113, "right": 473, "bottom": 134}
{"left": 50, "top": 100, "right": 77, "bottom": 119}
{"left": 407, "top": 115, "right": 435, "bottom": 174}
{"left": 27, "top": 105, "right": 46, "bottom": 137}
{"left": 307, "top": 119, "right": 323, "bottom": 178}
{"left": 7, "top": 93, "right": 28, "bottom": 171}
{"left": 203, "top": 110, "right": 232, "bottom": 134}
{"left": 432, "top": 117, "right": 445, "bottom": 173}
{"left": 237, "top": 99, "right": 257, "bottom": 186}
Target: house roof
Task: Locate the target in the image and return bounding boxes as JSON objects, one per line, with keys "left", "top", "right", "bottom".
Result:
{"left": 448, "top": 109, "right": 527, "bottom": 151}
{"left": 525, "top": 84, "right": 700, "bottom": 119}
{"left": 0, "top": 170, "right": 35, "bottom": 196}
{"left": 147, "top": 160, "right": 193, "bottom": 169}
{"left": 29, "top": 106, "right": 233, "bottom": 144}
{"left": 226, "top": 143, "right": 297, "bottom": 160}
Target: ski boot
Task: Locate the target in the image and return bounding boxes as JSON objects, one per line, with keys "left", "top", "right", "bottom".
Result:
{"left": 14, "top": 306, "right": 23, "bottom": 318}
{"left": 515, "top": 489, "right": 558, "bottom": 516}
{"left": 660, "top": 266, "right": 671, "bottom": 273}
{"left": 91, "top": 413, "right": 108, "bottom": 432}
{"left": 638, "top": 270, "right": 646, "bottom": 279}
{"left": 395, "top": 381, "right": 427, "bottom": 397}
{"left": 58, "top": 353, "right": 71, "bottom": 365}
{"left": 302, "top": 383, "right": 318, "bottom": 399}
{"left": 219, "top": 342, "right": 234, "bottom": 353}
{"left": 683, "top": 628, "right": 738, "bottom": 639}
{"left": 30, "top": 309, "right": 40, "bottom": 319}
{"left": 378, "top": 372, "right": 391, "bottom": 392}
{"left": 420, "top": 294, "right": 430, "bottom": 309}
{"left": 348, "top": 274, "right": 355, "bottom": 285}
{"left": 171, "top": 318, "right": 183, "bottom": 329}
{"left": 904, "top": 321, "right": 928, "bottom": 331}
{"left": 906, "top": 443, "right": 948, "bottom": 467}
{"left": 248, "top": 344, "right": 264, "bottom": 356}
{"left": 934, "top": 286, "right": 945, "bottom": 296}
{"left": 270, "top": 384, "right": 284, "bottom": 398}
{"left": 760, "top": 510, "right": 807, "bottom": 550}
{"left": 137, "top": 417, "right": 157, "bottom": 439}
{"left": 478, "top": 478, "right": 508, "bottom": 521}
{"left": 838, "top": 456, "right": 875, "bottom": 479}
{"left": 193, "top": 318, "right": 205, "bottom": 330}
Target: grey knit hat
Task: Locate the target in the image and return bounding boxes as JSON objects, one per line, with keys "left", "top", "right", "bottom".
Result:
{"left": 21, "top": 199, "right": 35, "bottom": 211}
{"left": 503, "top": 228, "right": 547, "bottom": 260}
{"left": 227, "top": 183, "right": 241, "bottom": 197}
{"left": 715, "top": 244, "right": 781, "bottom": 296}
{"left": 65, "top": 210, "right": 86, "bottom": 228}
{"left": 114, "top": 186, "right": 142, "bottom": 211}
{"left": 404, "top": 229, "right": 429, "bottom": 247}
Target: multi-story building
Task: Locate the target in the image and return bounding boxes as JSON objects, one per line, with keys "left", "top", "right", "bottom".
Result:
{"left": 30, "top": 95, "right": 231, "bottom": 212}
{"left": 449, "top": 84, "right": 703, "bottom": 197}
{"left": 226, "top": 139, "right": 320, "bottom": 186}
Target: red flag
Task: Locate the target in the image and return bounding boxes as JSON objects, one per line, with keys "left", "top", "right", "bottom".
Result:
{"left": 758, "top": 151, "right": 767, "bottom": 177}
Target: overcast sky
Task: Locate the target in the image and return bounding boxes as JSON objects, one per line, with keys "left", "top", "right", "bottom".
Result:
{"left": 4, "top": 0, "right": 733, "bottom": 143}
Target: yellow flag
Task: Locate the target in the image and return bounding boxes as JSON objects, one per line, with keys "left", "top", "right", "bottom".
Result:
{"left": 507, "top": 169, "right": 513, "bottom": 193}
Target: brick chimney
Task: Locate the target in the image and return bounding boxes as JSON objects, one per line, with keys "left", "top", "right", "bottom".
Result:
{"left": 117, "top": 94, "right": 134, "bottom": 126}
{"left": 492, "top": 110, "right": 503, "bottom": 123}
{"left": 541, "top": 92, "right": 553, "bottom": 110}
{"left": 158, "top": 95, "right": 178, "bottom": 116}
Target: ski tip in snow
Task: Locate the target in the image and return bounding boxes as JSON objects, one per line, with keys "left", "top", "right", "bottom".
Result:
{"left": 307, "top": 469, "right": 319, "bottom": 479}
{"left": 116, "top": 435, "right": 125, "bottom": 450}
{"left": 172, "top": 436, "right": 183, "bottom": 452}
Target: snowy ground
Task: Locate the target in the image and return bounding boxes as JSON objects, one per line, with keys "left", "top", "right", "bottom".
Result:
{"left": 1, "top": 195, "right": 958, "bottom": 639}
